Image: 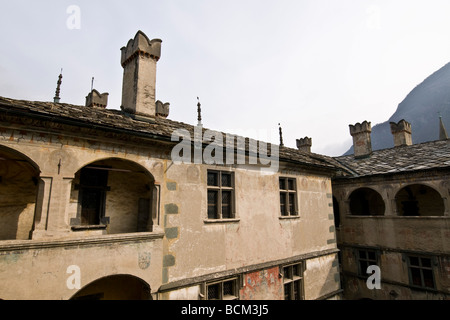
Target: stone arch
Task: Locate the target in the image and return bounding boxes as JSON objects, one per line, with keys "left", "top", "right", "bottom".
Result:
{"left": 70, "top": 274, "right": 152, "bottom": 300}
{"left": 395, "top": 184, "right": 445, "bottom": 216}
{"left": 348, "top": 187, "right": 385, "bottom": 216}
{"left": 0, "top": 145, "right": 40, "bottom": 240}
{"left": 69, "top": 157, "right": 158, "bottom": 234}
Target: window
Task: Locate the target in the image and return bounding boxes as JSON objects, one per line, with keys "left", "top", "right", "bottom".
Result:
{"left": 279, "top": 177, "right": 298, "bottom": 216}
{"left": 207, "top": 171, "right": 235, "bottom": 219}
{"left": 357, "top": 249, "right": 378, "bottom": 277}
{"left": 79, "top": 168, "right": 109, "bottom": 225}
{"left": 206, "top": 279, "right": 239, "bottom": 300}
{"left": 407, "top": 256, "right": 435, "bottom": 289}
{"left": 283, "top": 263, "right": 304, "bottom": 300}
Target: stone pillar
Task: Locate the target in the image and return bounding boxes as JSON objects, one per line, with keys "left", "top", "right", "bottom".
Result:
{"left": 32, "top": 177, "right": 53, "bottom": 238}
{"left": 32, "top": 176, "right": 73, "bottom": 239}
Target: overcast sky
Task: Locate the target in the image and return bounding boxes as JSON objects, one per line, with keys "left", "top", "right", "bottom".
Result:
{"left": 1, "top": 1, "right": 450, "bottom": 156}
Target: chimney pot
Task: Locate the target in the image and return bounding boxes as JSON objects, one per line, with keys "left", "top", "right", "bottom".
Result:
{"left": 349, "top": 121, "right": 372, "bottom": 158}
{"left": 390, "top": 119, "right": 412, "bottom": 147}
{"left": 155, "top": 100, "right": 170, "bottom": 118}
{"left": 86, "top": 89, "right": 109, "bottom": 109}
{"left": 296, "top": 137, "right": 312, "bottom": 153}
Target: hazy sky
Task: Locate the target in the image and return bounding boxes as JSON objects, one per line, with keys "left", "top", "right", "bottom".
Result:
{"left": 2, "top": 1, "right": 450, "bottom": 156}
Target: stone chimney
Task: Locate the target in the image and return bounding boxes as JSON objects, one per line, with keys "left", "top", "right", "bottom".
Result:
{"left": 120, "top": 30, "right": 162, "bottom": 118}
{"left": 390, "top": 119, "right": 412, "bottom": 147}
{"left": 155, "top": 100, "right": 170, "bottom": 118}
{"left": 296, "top": 137, "right": 312, "bottom": 153}
{"left": 85, "top": 89, "right": 109, "bottom": 109}
{"left": 349, "top": 121, "right": 372, "bottom": 158}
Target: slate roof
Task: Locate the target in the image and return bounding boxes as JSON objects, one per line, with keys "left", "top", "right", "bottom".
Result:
{"left": 334, "top": 139, "right": 450, "bottom": 178}
{"left": 0, "top": 96, "right": 342, "bottom": 172}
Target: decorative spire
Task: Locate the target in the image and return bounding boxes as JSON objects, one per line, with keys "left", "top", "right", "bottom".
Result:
{"left": 54, "top": 69, "right": 63, "bottom": 103}
{"left": 439, "top": 115, "right": 448, "bottom": 140}
{"left": 279, "top": 123, "right": 284, "bottom": 147}
{"left": 197, "top": 97, "right": 202, "bottom": 126}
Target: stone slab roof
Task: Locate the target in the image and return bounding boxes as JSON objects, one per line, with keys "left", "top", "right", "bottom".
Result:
{"left": 0, "top": 96, "right": 343, "bottom": 172}
{"left": 334, "top": 139, "right": 450, "bottom": 178}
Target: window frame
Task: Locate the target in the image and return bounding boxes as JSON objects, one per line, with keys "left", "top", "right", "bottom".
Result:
{"left": 206, "top": 170, "right": 235, "bottom": 220}
{"left": 406, "top": 255, "right": 436, "bottom": 290}
{"left": 205, "top": 278, "right": 239, "bottom": 300}
{"left": 282, "top": 263, "right": 304, "bottom": 300}
{"left": 77, "top": 167, "right": 110, "bottom": 227}
{"left": 356, "top": 248, "right": 379, "bottom": 278}
{"left": 279, "top": 177, "right": 298, "bottom": 217}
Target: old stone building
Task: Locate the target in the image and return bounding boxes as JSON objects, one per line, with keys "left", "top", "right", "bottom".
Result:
{"left": 332, "top": 119, "right": 450, "bottom": 299}
{"left": 0, "top": 31, "right": 343, "bottom": 300}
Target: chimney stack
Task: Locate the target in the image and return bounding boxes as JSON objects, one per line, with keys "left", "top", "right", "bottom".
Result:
{"left": 390, "top": 119, "right": 412, "bottom": 147}
{"left": 349, "top": 121, "right": 372, "bottom": 158}
{"left": 155, "top": 100, "right": 170, "bottom": 118}
{"left": 121, "top": 30, "right": 162, "bottom": 118}
{"left": 86, "top": 89, "right": 109, "bottom": 109}
{"left": 296, "top": 137, "right": 312, "bottom": 153}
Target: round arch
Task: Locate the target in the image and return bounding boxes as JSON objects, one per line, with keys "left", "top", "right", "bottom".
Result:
{"left": 0, "top": 145, "right": 40, "bottom": 240}
{"left": 395, "top": 184, "right": 445, "bottom": 216}
{"left": 73, "top": 157, "right": 155, "bottom": 181}
{"left": 70, "top": 274, "right": 152, "bottom": 300}
{"left": 348, "top": 187, "right": 385, "bottom": 216}
{"left": 70, "top": 158, "right": 156, "bottom": 234}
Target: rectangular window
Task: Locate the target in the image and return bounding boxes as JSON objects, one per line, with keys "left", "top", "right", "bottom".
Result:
{"left": 357, "top": 249, "right": 378, "bottom": 277}
{"left": 79, "top": 168, "right": 109, "bottom": 225}
{"left": 407, "top": 256, "right": 435, "bottom": 289}
{"left": 279, "top": 177, "right": 298, "bottom": 216}
{"left": 206, "top": 279, "right": 239, "bottom": 300}
{"left": 207, "top": 170, "right": 235, "bottom": 220}
{"left": 283, "top": 263, "right": 304, "bottom": 300}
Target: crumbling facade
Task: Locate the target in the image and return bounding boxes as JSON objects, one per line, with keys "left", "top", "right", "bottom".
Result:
{"left": 0, "top": 31, "right": 342, "bottom": 300}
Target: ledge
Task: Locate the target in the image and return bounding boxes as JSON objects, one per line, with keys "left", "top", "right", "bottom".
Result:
{"left": 0, "top": 231, "right": 165, "bottom": 252}
{"left": 279, "top": 215, "right": 300, "bottom": 220}
{"left": 71, "top": 225, "right": 107, "bottom": 231}
{"left": 203, "top": 219, "right": 240, "bottom": 224}
{"left": 345, "top": 215, "right": 450, "bottom": 219}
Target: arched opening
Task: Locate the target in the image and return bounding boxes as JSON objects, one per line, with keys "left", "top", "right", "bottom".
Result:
{"left": 332, "top": 196, "right": 341, "bottom": 228}
{"left": 395, "top": 184, "right": 444, "bottom": 216}
{"left": 70, "top": 158, "right": 157, "bottom": 234}
{"left": 349, "top": 188, "right": 385, "bottom": 216}
{"left": 0, "top": 146, "right": 40, "bottom": 240}
{"left": 70, "top": 275, "right": 151, "bottom": 300}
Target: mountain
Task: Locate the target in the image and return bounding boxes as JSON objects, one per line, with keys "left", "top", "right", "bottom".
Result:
{"left": 344, "top": 62, "right": 450, "bottom": 155}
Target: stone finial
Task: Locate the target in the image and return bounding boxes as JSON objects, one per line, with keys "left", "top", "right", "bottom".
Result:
{"left": 279, "top": 124, "right": 284, "bottom": 147}
{"left": 86, "top": 89, "right": 109, "bottom": 109}
{"left": 296, "top": 137, "right": 312, "bottom": 153}
{"left": 349, "top": 121, "right": 372, "bottom": 159}
{"left": 390, "top": 119, "right": 412, "bottom": 147}
{"left": 155, "top": 100, "right": 170, "bottom": 118}
{"left": 54, "top": 72, "right": 63, "bottom": 103}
